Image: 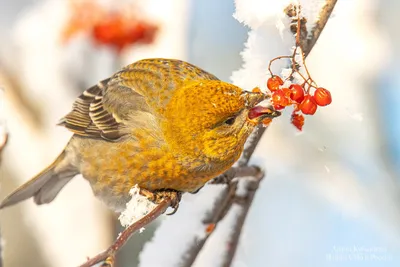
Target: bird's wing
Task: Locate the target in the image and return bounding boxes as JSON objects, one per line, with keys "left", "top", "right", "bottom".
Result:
{"left": 59, "top": 58, "right": 219, "bottom": 140}
{"left": 58, "top": 78, "right": 147, "bottom": 140}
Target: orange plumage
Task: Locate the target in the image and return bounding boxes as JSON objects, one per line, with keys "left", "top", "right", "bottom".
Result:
{"left": 0, "top": 58, "right": 280, "bottom": 212}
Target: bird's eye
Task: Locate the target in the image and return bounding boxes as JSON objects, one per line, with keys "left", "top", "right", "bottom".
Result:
{"left": 224, "top": 117, "right": 236, "bottom": 126}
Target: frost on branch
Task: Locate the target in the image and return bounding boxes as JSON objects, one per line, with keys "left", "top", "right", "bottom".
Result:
{"left": 231, "top": 0, "right": 295, "bottom": 92}
{"left": 118, "top": 185, "right": 156, "bottom": 228}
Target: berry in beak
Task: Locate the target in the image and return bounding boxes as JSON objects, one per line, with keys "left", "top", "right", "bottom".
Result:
{"left": 248, "top": 105, "right": 281, "bottom": 121}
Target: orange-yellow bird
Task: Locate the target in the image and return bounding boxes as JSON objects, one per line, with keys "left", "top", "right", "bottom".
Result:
{"left": 0, "top": 58, "right": 280, "bottom": 212}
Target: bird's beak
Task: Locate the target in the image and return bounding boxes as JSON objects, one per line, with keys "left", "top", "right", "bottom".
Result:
{"left": 247, "top": 105, "right": 281, "bottom": 121}
{"left": 244, "top": 91, "right": 269, "bottom": 108}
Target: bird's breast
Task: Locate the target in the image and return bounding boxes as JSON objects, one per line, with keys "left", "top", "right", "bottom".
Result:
{"left": 69, "top": 135, "right": 232, "bottom": 211}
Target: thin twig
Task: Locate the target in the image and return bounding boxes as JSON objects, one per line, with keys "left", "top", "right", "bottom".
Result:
{"left": 180, "top": 166, "right": 263, "bottom": 267}
{"left": 78, "top": 198, "right": 172, "bottom": 267}
{"left": 180, "top": 184, "right": 237, "bottom": 267}
{"left": 221, "top": 173, "right": 264, "bottom": 267}
{"left": 210, "top": 166, "right": 262, "bottom": 184}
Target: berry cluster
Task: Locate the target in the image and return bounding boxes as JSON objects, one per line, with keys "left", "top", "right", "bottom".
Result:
{"left": 266, "top": 75, "right": 332, "bottom": 131}
{"left": 254, "top": 4, "right": 334, "bottom": 131}
{"left": 92, "top": 15, "right": 158, "bottom": 52}
{"left": 62, "top": 1, "right": 158, "bottom": 53}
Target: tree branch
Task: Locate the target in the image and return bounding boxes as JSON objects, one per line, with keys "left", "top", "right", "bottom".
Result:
{"left": 303, "top": 0, "right": 338, "bottom": 57}
{"left": 78, "top": 198, "right": 172, "bottom": 267}
{"left": 221, "top": 175, "right": 263, "bottom": 267}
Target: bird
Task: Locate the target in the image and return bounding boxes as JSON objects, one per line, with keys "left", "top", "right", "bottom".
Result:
{"left": 0, "top": 58, "right": 280, "bottom": 212}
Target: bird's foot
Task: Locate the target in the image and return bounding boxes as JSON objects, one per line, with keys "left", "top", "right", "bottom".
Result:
{"left": 139, "top": 188, "right": 182, "bottom": 215}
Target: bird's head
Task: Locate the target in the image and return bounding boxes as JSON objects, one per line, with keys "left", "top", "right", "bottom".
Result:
{"left": 162, "top": 80, "right": 280, "bottom": 166}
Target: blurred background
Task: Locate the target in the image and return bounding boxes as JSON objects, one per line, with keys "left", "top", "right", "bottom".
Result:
{"left": 1, "top": 0, "right": 400, "bottom": 266}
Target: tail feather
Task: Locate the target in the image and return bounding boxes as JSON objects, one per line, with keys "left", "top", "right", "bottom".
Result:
{"left": 33, "top": 169, "right": 77, "bottom": 205}
{"left": 0, "top": 150, "right": 78, "bottom": 209}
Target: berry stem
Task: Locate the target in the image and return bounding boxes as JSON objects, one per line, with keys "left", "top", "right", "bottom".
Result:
{"left": 268, "top": 55, "right": 292, "bottom": 76}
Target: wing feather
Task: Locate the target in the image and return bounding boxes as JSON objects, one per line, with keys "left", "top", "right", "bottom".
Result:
{"left": 58, "top": 78, "right": 124, "bottom": 140}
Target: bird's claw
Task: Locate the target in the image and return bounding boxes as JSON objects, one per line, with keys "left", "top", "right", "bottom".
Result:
{"left": 140, "top": 188, "right": 182, "bottom": 215}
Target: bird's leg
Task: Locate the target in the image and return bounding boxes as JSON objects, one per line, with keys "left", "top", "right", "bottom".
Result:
{"left": 139, "top": 188, "right": 182, "bottom": 215}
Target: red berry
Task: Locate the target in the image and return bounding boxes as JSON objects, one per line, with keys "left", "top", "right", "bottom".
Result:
{"left": 267, "top": 75, "right": 284, "bottom": 91}
{"left": 282, "top": 87, "right": 291, "bottom": 98}
{"left": 261, "top": 118, "right": 272, "bottom": 126}
{"left": 289, "top": 84, "right": 305, "bottom": 103}
{"left": 272, "top": 90, "right": 289, "bottom": 109}
{"left": 291, "top": 112, "right": 305, "bottom": 131}
{"left": 299, "top": 95, "right": 317, "bottom": 115}
{"left": 92, "top": 15, "right": 157, "bottom": 52}
{"left": 314, "top": 87, "right": 332, "bottom": 106}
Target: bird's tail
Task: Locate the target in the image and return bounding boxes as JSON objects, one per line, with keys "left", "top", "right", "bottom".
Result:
{"left": 0, "top": 150, "right": 78, "bottom": 209}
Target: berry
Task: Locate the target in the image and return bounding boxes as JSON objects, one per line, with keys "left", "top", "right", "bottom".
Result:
{"left": 261, "top": 118, "right": 272, "bottom": 126}
{"left": 282, "top": 87, "right": 292, "bottom": 98}
{"left": 272, "top": 90, "right": 289, "bottom": 109}
{"left": 291, "top": 113, "right": 305, "bottom": 131}
{"left": 289, "top": 84, "right": 305, "bottom": 103}
{"left": 205, "top": 223, "right": 216, "bottom": 234}
{"left": 299, "top": 95, "right": 317, "bottom": 115}
{"left": 267, "top": 75, "right": 284, "bottom": 91}
{"left": 92, "top": 15, "right": 158, "bottom": 52}
{"left": 314, "top": 87, "right": 332, "bottom": 106}
{"left": 274, "top": 104, "right": 285, "bottom": 110}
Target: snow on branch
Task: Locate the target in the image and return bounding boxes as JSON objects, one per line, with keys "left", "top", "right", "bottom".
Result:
{"left": 119, "top": 185, "right": 157, "bottom": 228}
